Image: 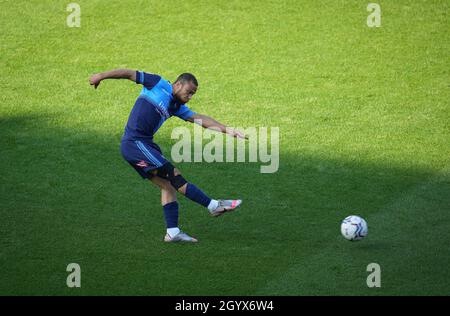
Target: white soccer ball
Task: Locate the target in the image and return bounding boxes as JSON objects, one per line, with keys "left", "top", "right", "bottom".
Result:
{"left": 341, "top": 215, "right": 368, "bottom": 241}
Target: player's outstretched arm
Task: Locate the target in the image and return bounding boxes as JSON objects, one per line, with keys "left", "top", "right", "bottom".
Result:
{"left": 89, "top": 69, "right": 137, "bottom": 89}
{"left": 187, "top": 113, "right": 247, "bottom": 139}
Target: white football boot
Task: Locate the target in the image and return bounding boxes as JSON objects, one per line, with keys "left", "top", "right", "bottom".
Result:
{"left": 209, "top": 199, "right": 242, "bottom": 217}
{"left": 164, "top": 231, "right": 198, "bottom": 243}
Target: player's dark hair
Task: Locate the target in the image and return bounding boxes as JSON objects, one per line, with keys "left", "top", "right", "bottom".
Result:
{"left": 174, "top": 73, "right": 198, "bottom": 86}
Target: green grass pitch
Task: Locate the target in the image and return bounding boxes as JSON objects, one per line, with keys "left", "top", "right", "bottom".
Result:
{"left": 1, "top": 0, "right": 449, "bottom": 295}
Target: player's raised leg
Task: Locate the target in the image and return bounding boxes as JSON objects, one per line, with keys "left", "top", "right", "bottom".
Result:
{"left": 153, "top": 162, "right": 242, "bottom": 217}
{"left": 150, "top": 175, "right": 198, "bottom": 243}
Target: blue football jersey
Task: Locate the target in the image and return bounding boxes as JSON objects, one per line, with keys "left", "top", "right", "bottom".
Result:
{"left": 122, "top": 71, "right": 196, "bottom": 141}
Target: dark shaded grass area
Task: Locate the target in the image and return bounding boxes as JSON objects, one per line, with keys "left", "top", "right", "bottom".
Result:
{"left": 1, "top": 114, "right": 448, "bottom": 295}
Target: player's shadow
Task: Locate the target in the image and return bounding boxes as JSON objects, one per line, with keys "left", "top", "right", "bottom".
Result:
{"left": 0, "top": 113, "right": 437, "bottom": 239}
{"left": 0, "top": 113, "right": 445, "bottom": 295}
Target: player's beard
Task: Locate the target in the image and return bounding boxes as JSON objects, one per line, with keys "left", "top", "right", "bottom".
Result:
{"left": 173, "top": 93, "right": 185, "bottom": 104}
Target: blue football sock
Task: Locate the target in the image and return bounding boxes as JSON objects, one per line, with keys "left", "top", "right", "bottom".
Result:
{"left": 163, "top": 201, "right": 179, "bottom": 228}
{"left": 185, "top": 183, "right": 212, "bottom": 208}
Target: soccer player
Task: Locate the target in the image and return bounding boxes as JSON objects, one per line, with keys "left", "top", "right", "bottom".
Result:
{"left": 89, "top": 69, "right": 244, "bottom": 243}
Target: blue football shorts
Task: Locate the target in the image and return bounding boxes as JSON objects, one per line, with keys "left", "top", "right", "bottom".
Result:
{"left": 120, "top": 139, "right": 168, "bottom": 179}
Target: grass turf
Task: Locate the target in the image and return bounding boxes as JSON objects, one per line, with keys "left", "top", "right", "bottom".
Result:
{"left": 1, "top": 0, "right": 449, "bottom": 295}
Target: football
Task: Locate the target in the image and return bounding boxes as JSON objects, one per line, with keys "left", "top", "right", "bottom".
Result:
{"left": 341, "top": 215, "right": 368, "bottom": 241}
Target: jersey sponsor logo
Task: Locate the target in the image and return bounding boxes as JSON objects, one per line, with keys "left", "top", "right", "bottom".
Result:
{"left": 156, "top": 101, "right": 170, "bottom": 119}
{"left": 153, "top": 105, "right": 166, "bottom": 118}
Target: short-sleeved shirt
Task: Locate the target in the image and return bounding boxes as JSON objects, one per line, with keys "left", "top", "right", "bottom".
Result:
{"left": 121, "top": 71, "right": 196, "bottom": 142}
